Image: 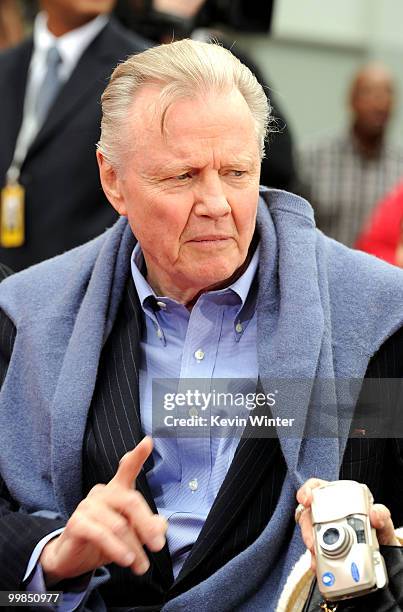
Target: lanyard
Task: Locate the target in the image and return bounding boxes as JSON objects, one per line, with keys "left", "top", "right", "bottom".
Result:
{"left": 6, "top": 63, "right": 47, "bottom": 185}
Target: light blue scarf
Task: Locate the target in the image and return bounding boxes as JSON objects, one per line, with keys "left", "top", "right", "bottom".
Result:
{"left": 1, "top": 189, "right": 403, "bottom": 610}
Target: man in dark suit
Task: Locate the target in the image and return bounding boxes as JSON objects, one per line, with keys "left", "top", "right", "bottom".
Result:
{"left": 0, "top": 39, "right": 402, "bottom": 611}
{"left": 0, "top": 0, "right": 149, "bottom": 271}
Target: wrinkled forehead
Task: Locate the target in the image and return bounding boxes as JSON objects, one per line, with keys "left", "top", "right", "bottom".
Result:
{"left": 126, "top": 83, "right": 255, "bottom": 141}
{"left": 116, "top": 83, "right": 261, "bottom": 176}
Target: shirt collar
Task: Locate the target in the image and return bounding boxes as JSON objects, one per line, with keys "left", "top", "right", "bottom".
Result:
{"left": 33, "top": 11, "right": 109, "bottom": 79}
{"left": 131, "top": 241, "right": 259, "bottom": 315}
{"left": 131, "top": 245, "right": 156, "bottom": 310}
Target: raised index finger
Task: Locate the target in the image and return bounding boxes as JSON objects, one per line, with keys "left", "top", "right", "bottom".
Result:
{"left": 112, "top": 436, "right": 153, "bottom": 489}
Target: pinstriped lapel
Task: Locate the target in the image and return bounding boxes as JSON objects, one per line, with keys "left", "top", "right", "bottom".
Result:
{"left": 86, "top": 270, "right": 153, "bottom": 492}
{"left": 85, "top": 272, "right": 174, "bottom": 587}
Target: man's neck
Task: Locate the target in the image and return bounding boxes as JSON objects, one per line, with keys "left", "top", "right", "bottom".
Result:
{"left": 41, "top": 9, "right": 100, "bottom": 37}
{"left": 183, "top": 250, "right": 254, "bottom": 311}
{"left": 351, "top": 124, "right": 384, "bottom": 159}
{"left": 146, "top": 269, "right": 245, "bottom": 312}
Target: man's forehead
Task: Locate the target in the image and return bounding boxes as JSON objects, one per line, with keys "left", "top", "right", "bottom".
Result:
{"left": 127, "top": 84, "right": 252, "bottom": 132}
{"left": 123, "top": 84, "right": 260, "bottom": 169}
{"left": 351, "top": 66, "right": 394, "bottom": 97}
{"left": 135, "top": 123, "right": 259, "bottom": 174}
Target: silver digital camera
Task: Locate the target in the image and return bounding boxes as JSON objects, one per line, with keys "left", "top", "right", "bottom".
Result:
{"left": 311, "top": 480, "right": 388, "bottom": 601}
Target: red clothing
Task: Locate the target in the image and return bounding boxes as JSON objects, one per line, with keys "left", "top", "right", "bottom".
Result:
{"left": 355, "top": 180, "right": 403, "bottom": 265}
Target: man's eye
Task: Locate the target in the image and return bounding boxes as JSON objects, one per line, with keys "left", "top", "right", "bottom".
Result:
{"left": 230, "top": 170, "right": 246, "bottom": 177}
{"left": 175, "top": 172, "right": 192, "bottom": 181}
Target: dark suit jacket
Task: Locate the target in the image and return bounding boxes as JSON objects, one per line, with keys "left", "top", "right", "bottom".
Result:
{"left": 0, "top": 18, "right": 148, "bottom": 271}
{"left": 0, "top": 269, "right": 402, "bottom": 609}
{"left": 0, "top": 263, "right": 12, "bottom": 280}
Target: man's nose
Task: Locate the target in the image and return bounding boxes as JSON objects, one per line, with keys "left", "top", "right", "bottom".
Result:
{"left": 193, "top": 174, "right": 231, "bottom": 219}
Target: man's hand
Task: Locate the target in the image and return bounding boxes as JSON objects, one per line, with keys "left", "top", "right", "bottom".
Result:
{"left": 40, "top": 437, "right": 167, "bottom": 586}
{"left": 296, "top": 478, "right": 401, "bottom": 571}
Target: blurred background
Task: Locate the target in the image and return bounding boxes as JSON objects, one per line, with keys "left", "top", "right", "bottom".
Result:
{"left": 235, "top": 0, "right": 403, "bottom": 148}
{"left": 7, "top": 0, "right": 401, "bottom": 145}
{"left": 2, "top": 0, "right": 403, "bottom": 266}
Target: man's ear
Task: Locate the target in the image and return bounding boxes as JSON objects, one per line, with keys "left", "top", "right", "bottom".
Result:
{"left": 96, "top": 150, "right": 127, "bottom": 216}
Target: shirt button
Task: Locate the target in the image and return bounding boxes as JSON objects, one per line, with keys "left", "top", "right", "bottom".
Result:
{"left": 235, "top": 322, "right": 243, "bottom": 333}
{"left": 156, "top": 327, "right": 163, "bottom": 338}
{"left": 157, "top": 301, "right": 166, "bottom": 309}
{"left": 194, "top": 349, "right": 205, "bottom": 361}
{"left": 189, "top": 407, "right": 198, "bottom": 417}
{"left": 189, "top": 478, "right": 198, "bottom": 491}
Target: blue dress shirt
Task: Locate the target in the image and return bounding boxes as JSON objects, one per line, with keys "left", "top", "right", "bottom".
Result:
{"left": 131, "top": 243, "right": 259, "bottom": 577}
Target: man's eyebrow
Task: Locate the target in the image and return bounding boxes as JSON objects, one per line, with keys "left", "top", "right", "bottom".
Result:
{"left": 151, "top": 157, "right": 258, "bottom": 176}
{"left": 141, "top": 163, "right": 191, "bottom": 180}
{"left": 220, "top": 156, "right": 258, "bottom": 167}
{"left": 159, "top": 163, "right": 193, "bottom": 175}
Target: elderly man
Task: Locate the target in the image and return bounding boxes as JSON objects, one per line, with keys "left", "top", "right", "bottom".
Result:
{"left": 0, "top": 40, "right": 402, "bottom": 611}
{"left": 298, "top": 63, "right": 403, "bottom": 247}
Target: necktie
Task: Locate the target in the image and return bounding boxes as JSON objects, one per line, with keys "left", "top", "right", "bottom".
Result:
{"left": 35, "top": 46, "right": 62, "bottom": 128}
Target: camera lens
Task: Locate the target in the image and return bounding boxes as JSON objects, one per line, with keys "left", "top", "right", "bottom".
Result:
{"left": 323, "top": 528, "right": 340, "bottom": 545}
{"left": 319, "top": 524, "right": 352, "bottom": 558}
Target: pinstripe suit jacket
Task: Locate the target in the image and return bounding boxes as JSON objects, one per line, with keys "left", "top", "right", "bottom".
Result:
{"left": 0, "top": 265, "right": 402, "bottom": 609}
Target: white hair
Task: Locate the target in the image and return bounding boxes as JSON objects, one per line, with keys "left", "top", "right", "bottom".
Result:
{"left": 97, "top": 39, "right": 272, "bottom": 167}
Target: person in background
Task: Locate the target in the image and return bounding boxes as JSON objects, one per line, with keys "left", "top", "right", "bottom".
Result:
{"left": 0, "top": 0, "right": 24, "bottom": 50}
{"left": 0, "top": 0, "right": 149, "bottom": 271}
{"left": 355, "top": 179, "right": 403, "bottom": 266}
{"left": 0, "top": 40, "right": 402, "bottom": 611}
{"left": 298, "top": 63, "right": 403, "bottom": 247}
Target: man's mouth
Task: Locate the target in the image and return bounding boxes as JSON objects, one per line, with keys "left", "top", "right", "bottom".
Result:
{"left": 190, "top": 235, "right": 232, "bottom": 243}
